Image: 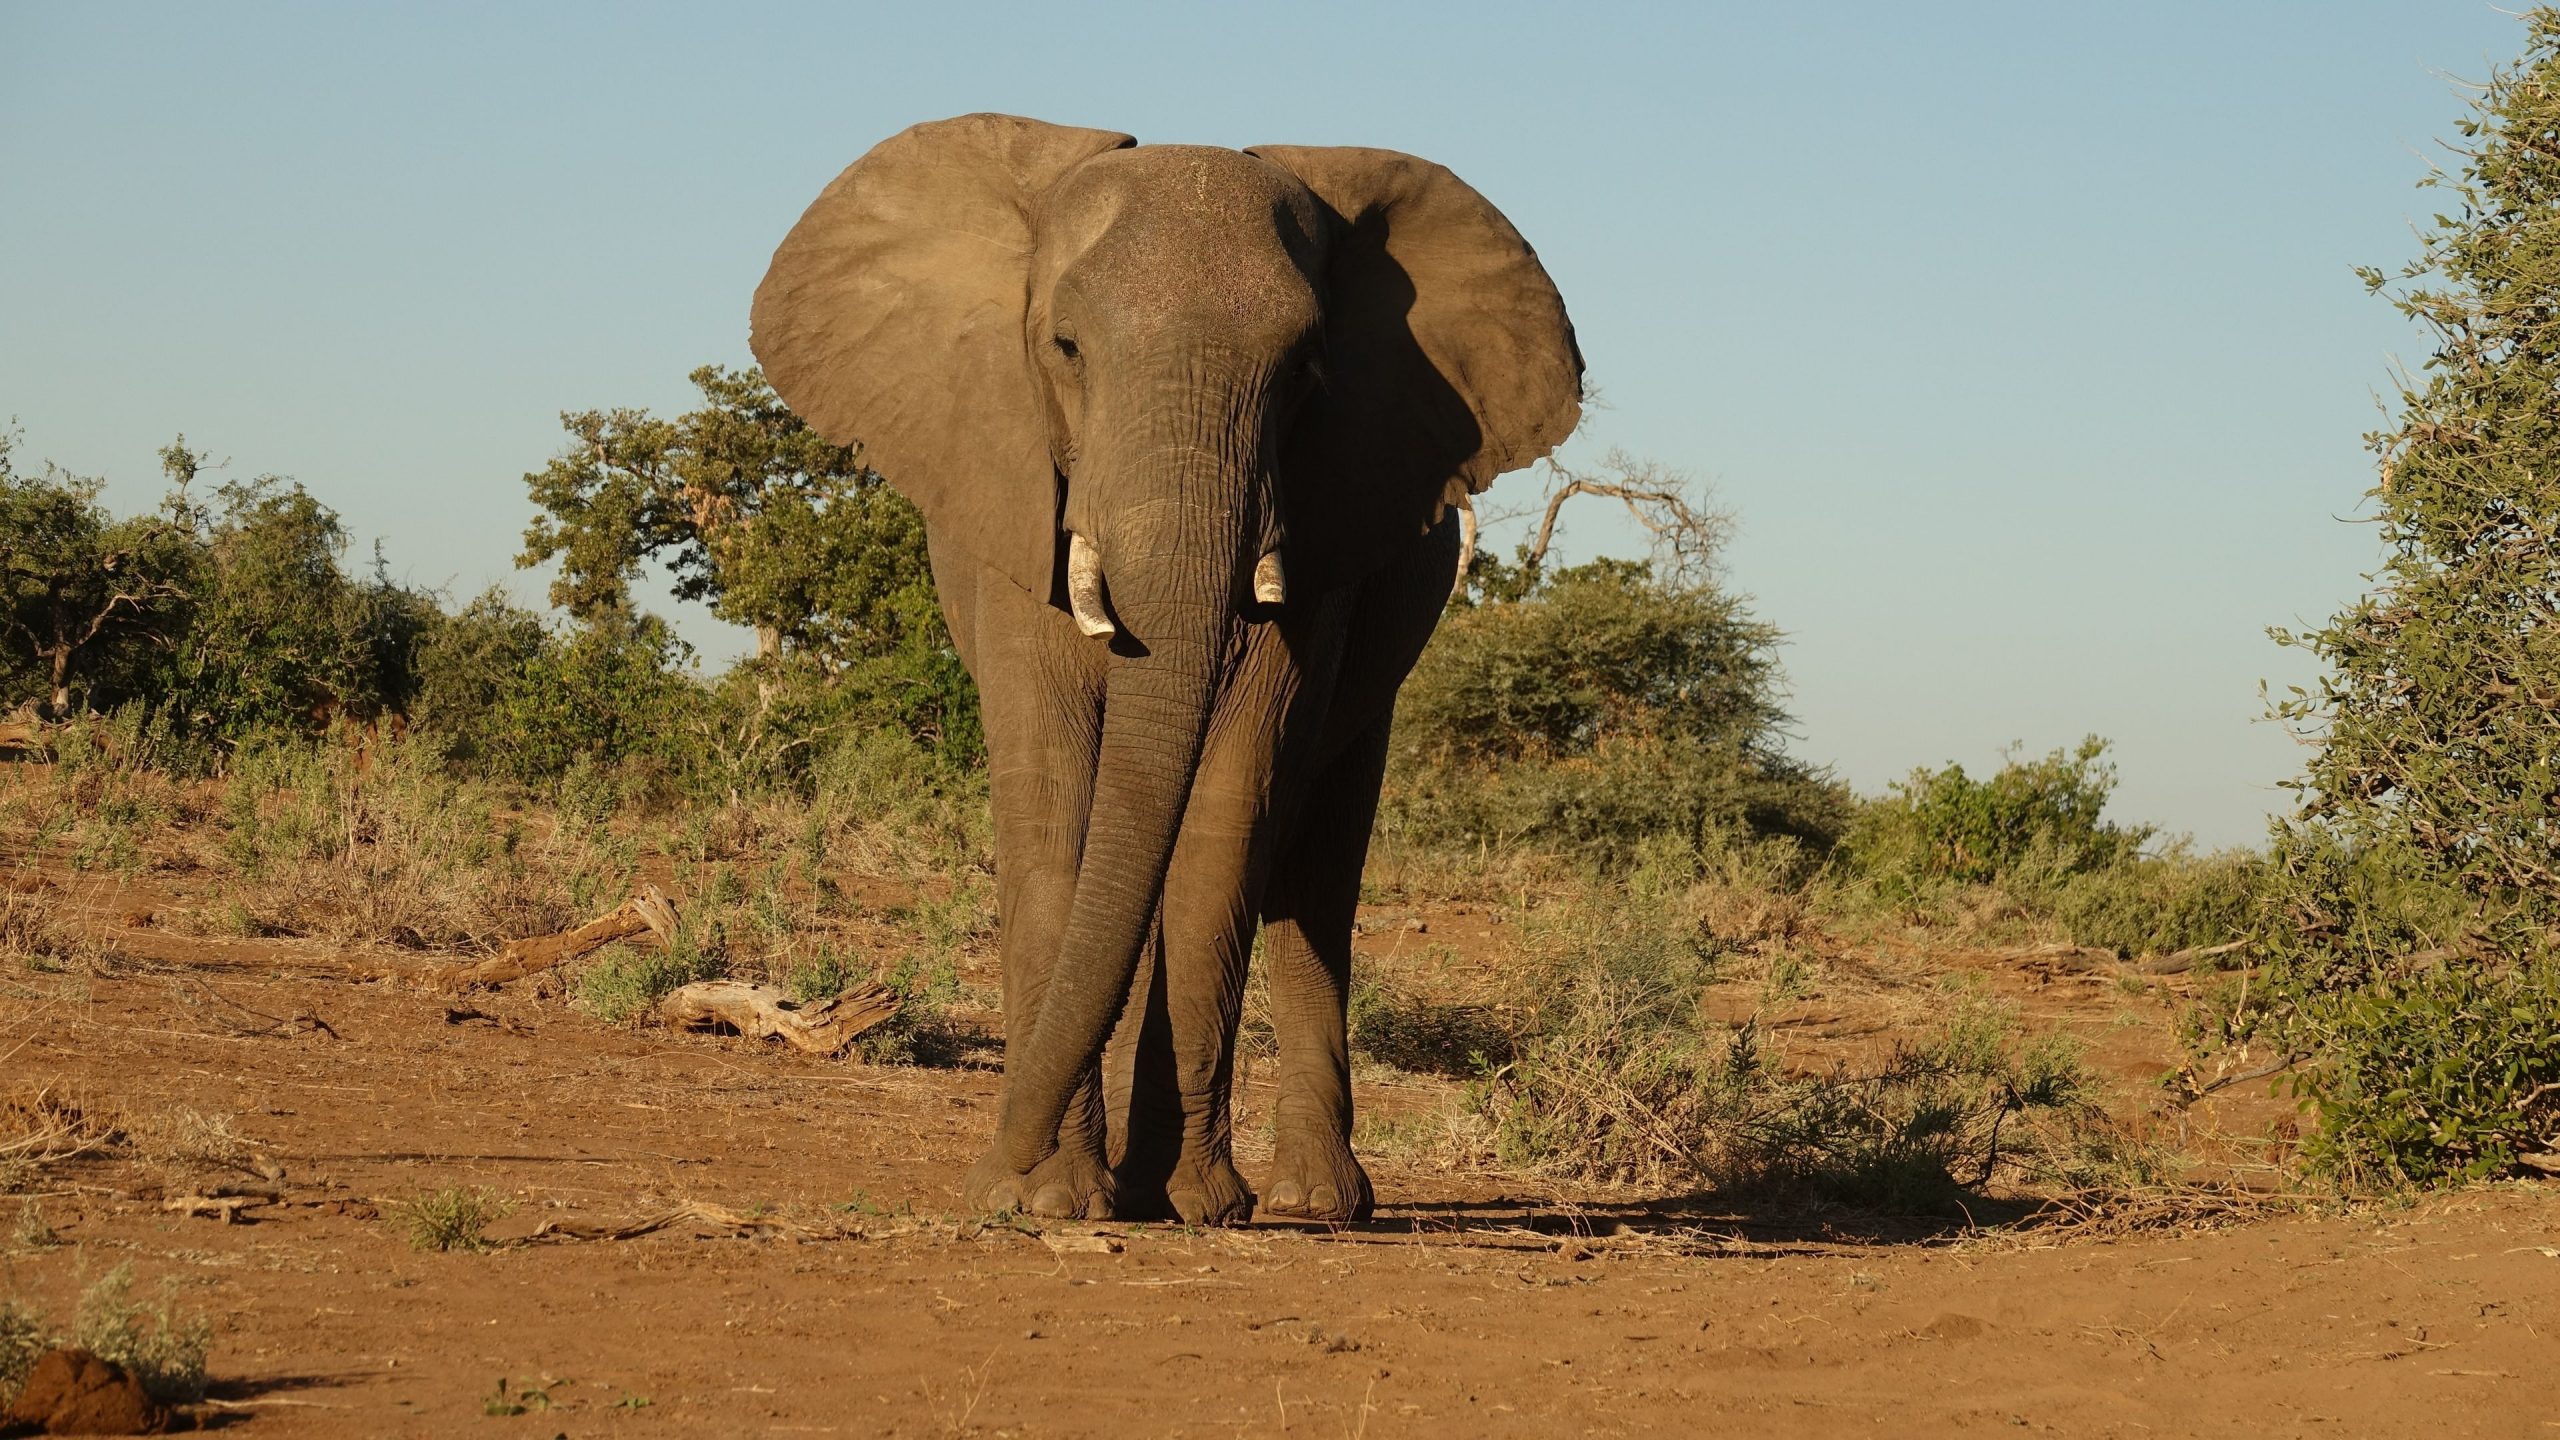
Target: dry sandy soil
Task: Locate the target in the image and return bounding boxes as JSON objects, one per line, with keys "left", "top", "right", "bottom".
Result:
{"left": 4, "top": 861, "right": 2556, "bottom": 1439}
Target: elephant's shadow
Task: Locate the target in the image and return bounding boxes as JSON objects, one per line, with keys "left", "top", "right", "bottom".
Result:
{"left": 1254, "top": 1189, "right": 2048, "bottom": 1254}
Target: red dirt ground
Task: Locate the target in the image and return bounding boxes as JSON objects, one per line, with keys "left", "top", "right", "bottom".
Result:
{"left": 4, "top": 870, "right": 2556, "bottom": 1439}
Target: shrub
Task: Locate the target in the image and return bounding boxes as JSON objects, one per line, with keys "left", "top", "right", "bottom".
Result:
{"left": 1838, "top": 736, "right": 2147, "bottom": 894}
{"left": 575, "top": 932, "right": 726, "bottom": 1025}
{"left": 0, "top": 1299, "right": 42, "bottom": 1407}
{"left": 1348, "top": 978, "right": 1513, "bottom": 1077}
{"left": 390, "top": 1186, "right": 514, "bottom": 1253}
{"left": 850, "top": 950, "right": 969, "bottom": 1067}
{"left": 2044, "top": 846, "right": 2262, "bottom": 957}
{"left": 1467, "top": 846, "right": 2138, "bottom": 1208}
{"left": 66, "top": 1265, "right": 211, "bottom": 1404}
{"left": 1385, "top": 557, "right": 1845, "bottom": 867}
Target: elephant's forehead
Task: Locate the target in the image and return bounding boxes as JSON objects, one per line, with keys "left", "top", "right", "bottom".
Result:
{"left": 1045, "top": 147, "right": 1321, "bottom": 335}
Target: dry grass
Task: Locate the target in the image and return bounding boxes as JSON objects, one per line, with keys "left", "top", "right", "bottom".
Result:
{"left": 0, "top": 1087, "right": 120, "bottom": 1178}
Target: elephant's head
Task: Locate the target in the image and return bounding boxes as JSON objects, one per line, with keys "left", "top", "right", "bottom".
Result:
{"left": 750, "top": 114, "right": 1579, "bottom": 1167}
{"left": 752, "top": 111, "right": 1580, "bottom": 643}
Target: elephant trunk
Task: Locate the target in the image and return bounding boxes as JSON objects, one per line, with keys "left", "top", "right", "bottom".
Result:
{"left": 995, "top": 484, "right": 1249, "bottom": 1173}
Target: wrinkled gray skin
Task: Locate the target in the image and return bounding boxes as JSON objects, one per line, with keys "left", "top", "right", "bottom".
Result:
{"left": 752, "top": 114, "right": 1580, "bottom": 1223}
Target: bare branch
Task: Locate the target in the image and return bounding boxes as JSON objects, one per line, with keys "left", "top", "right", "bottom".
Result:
{"left": 1519, "top": 449, "right": 1732, "bottom": 585}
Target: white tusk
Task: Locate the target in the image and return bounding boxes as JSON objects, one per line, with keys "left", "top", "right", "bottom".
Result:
{"left": 1067, "top": 531, "right": 1116, "bottom": 639}
{"left": 1253, "top": 550, "right": 1287, "bottom": 606}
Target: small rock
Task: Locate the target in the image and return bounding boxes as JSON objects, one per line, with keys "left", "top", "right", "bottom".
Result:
{"left": 4, "top": 1346, "right": 169, "bottom": 1435}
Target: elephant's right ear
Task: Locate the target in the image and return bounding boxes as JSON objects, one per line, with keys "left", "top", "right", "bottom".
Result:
{"left": 752, "top": 114, "right": 1134, "bottom": 599}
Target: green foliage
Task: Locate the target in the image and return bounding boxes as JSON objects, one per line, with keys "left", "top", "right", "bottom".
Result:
{"left": 2042, "top": 846, "right": 2263, "bottom": 958}
{"left": 575, "top": 924, "right": 728, "bottom": 1025}
{"left": 1820, "top": 737, "right": 2258, "bottom": 960}
{"left": 4, "top": 373, "right": 973, "bottom": 811}
{"left": 1840, "top": 737, "right": 2148, "bottom": 892}
{"left": 1, "top": 434, "right": 440, "bottom": 745}
{"left": 848, "top": 950, "right": 969, "bottom": 1066}
{"left": 390, "top": 1186, "right": 514, "bottom": 1253}
{"left": 172, "top": 472, "right": 436, "bottom": 735}
{"left": 518, "top": 365, "right": 943, "bottom": 669}
{"left": 783, "top": 945, "right": 862, "bottom": 1005}
{"left": 0, "top": 429, "right": 195, "bottom": 715}
{"left": 1386, "top": 556, "right": 1846, "bottom": 866}
{"left": 2246, "top": 10, "right": 2560, "bottom": 1186}
{"left": 432, "top": 603, "right": 704, "bottom": 791}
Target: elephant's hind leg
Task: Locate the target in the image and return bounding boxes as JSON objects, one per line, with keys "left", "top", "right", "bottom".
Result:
{"left": 1256, "top": 718, "right": 1390, "bottom": 1223}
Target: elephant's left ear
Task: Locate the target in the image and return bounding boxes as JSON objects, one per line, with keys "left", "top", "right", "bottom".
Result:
{"left": 1244, "top": 144, "right": 1583, "bottom": 585}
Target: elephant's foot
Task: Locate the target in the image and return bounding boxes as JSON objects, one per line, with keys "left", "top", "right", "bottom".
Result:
{"left": 963, "top": 1140, "right": 1116, "bottom": 1220}
{"left": 1113, "top": 1147, "right": 1254, "bottom": 1226}
{"left": 1262, "top": 1131, "right": 1373, "bottom": 1222}
{"left": 1165, "top": 1151, "right": 1255, "bottom": 1226}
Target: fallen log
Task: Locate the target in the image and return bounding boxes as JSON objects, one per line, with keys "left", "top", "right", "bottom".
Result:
{"left": 430, "top": 884, "right": 678, "bottom": 989}
{"left": 656, "top": 978, "right": 899, "bottom": 1058}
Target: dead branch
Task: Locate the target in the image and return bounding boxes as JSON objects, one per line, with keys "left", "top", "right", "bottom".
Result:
{"left": 180, "top": 978, "right": 337, "bottom": 1039}
{"left": 656, "top": 979, "right": 900, "bottom": 1058}
{"left": 2139, "top": 940, "right": 2252, "bottom": 975}
{"left": 1522, "top": 450, "right": 1731, "bottom": 583}
{"left": 162, "top": 1189, "right": 280, "bottom": 1224}
{"left": 527, "top": 1199, "right": 835, "bottom": 1243}
{"left": 1984, "top": 942, "right": 2121, "bottom": 975}
{"left": 429, "top": 884, "right": 677, "bottom": 989}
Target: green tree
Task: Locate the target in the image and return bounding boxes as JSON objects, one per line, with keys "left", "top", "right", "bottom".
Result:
{"left": 0, "top": 430, "right": 196, "bottom": 716}
{"left": 172, "top": 470, "right": 436, "bottom": 734}
{"left": 518, "top": 365, "right": 939, "bottom": 668}
{"left": 2251, "top": 11, "right": 2560, "bottom": 1186}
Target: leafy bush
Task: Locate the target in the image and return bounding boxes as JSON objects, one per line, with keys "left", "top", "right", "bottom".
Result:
{"left": 1385, "top": 557, "right": 1846, "bottom": 867}
{"left": 1838, "top": 737, "right": 2147, "bottom": 893}
{"left": 2044, "top": 846, "right": 2262, "bottom": 958}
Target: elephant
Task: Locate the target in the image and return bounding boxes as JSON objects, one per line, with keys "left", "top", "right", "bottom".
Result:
{"left": 750, "top": 113, "right": 1580, "bottom": 1224}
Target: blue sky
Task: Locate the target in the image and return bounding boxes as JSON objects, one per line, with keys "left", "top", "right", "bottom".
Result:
{"left": 0, "top": 3, "right": 2526, "bottom": 846}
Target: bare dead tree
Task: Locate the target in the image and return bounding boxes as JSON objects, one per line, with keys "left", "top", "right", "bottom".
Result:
{"left": 1511, "top": 448, "right": 1732, "bottom": 590}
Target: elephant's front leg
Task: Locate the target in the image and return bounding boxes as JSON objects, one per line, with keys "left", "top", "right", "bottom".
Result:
{"left": 960, "top": 573, "right": 1118, "bottom": 1219}
{"left": 1114, "top": 633, "right": 1303, "bottom": 1225}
